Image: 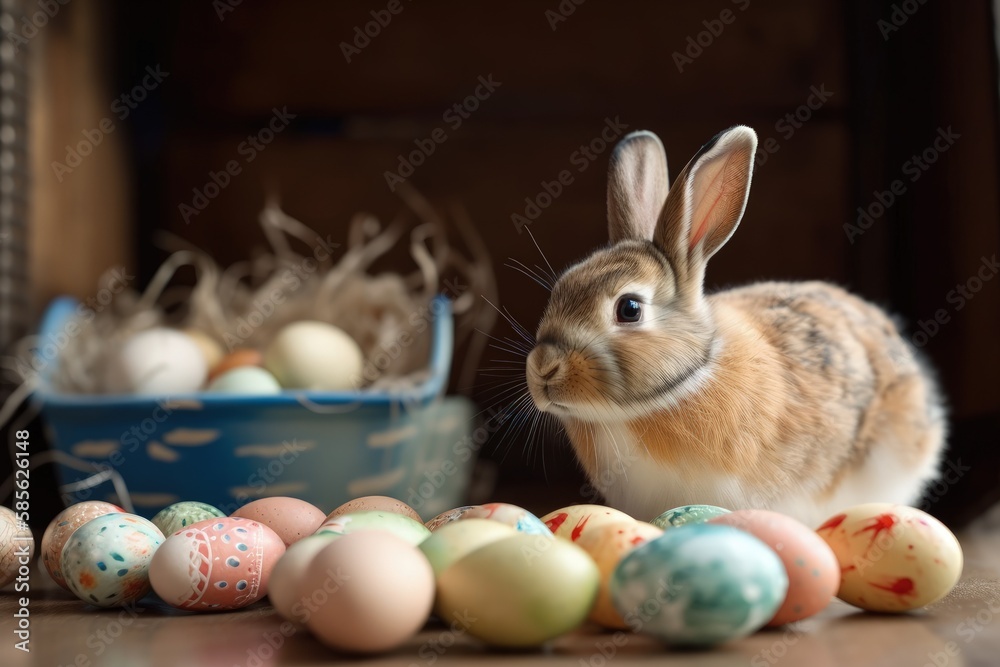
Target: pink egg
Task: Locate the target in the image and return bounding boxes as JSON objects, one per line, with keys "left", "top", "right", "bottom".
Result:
{"left": 709, "top": 509, "right": 840, "bottom": 625}
{"left": 41, "top": 501, "right": 124, "bottom": 590}
{"left": 149, "top": 516, "right": 286, "bottom": 611}
{"left": 231, "top": 497, "right": 326, "bottom": 547}
{"left": 327, "top": 496, "right": 422, "bottom": 522}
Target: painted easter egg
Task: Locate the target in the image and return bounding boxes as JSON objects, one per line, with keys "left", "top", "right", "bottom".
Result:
{"left": 268, "top": 533, "right": 338, "bottom": 622}
{"left": 540, "top": 504, "right": 635, "bottom": 542}
{"left": 650, "top": 504, "right": 731, "bottom": 529}
{"left": 0, "top": 506, "right": 33, "bottom": 588}
{"left": 41, "top": 501, "right": 124, "bottom": 590}
{"left": 418, "top": 518, "right": 517, "bottom": 578}
{"left": 315, "top": 511, "right": 430, "bottom": 545}
{"left": 611, "top": 524, "right": 787, "bottom": 646}
{"left": 206, "top": 366, "right": 282, "bottom": 394}
{"left": 709, "top": 509, "right": 840, "bottom": 625}
{"left": 151, "top": 501, "right": 226, "bottom": 538}
{"left": 60, "top": 513, "right": 164, "bottom": 607}
{"left": 328, "top": 496, "right": 422, "bottom": 523}
{"left": 816, "top": 503, "right": 963, "bottom": 612}
{"left": 457, "top": 503, "right": 553, "bottom": 536}
{"left": 436, "top": 533, "right": 599, "bottom": 647}
{"left": 424, "top": 505, "right": 478, "bottom": 531}
{"left": 575, "top": 520, "right": 663, "bottom": 629}
{"left": 232, "top": 497, "right": 326, "bottom": 547}
{"left": 149, "top": 516, "right": 286, "bottom": 611}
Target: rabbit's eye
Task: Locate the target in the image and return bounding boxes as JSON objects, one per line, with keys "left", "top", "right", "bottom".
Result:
{"left": 615, "top": 296, "right": 642, "bottom": 323}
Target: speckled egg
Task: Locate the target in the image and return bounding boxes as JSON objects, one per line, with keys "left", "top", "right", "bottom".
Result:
{"left": 149, "top": 516, "right": 286, "bottom": 611}
{"left": 816, "top": 503, "right": 963, "bottom": 612}
{"left": 418, "top": 518, "right": 517, "bottom": 578}
{"left": 328, "top": 496, "right": 422, "bottom": 522}
{"left": 457, "top": 503, "right": 553, "bottom": 536}
{"left": 151, "top": 501, "right": 226, "bottom": 538}
{"left": 425, "top": 505, "right": 478, "bottom": 531}
{"left": 316, "top": 511, "right": 430, "bottom": 545}
{"left": 436, "top": 533, "right": 599, "bottom": 647}
{"left": 0, "top": 506, "right": 33, "bottom": 588}
{"left": 709, "top": 509, "right": 840, "bottom": 625}
{"left": 611, "top": 524, "right": 787, "bottom": 646}
{"left": 42, "top": 501, "right": 125, "bottom": 590}
{"left": 651, "top": 504, "right": 731, "bottom": 529}
{"left": 232, "top": 497, "right": 326, "bottom": 547}
{"left": 268, "top": 533, "right": 338, "bottom": 622}
{"left": 540, "top": 504, "right": 635, "bottom": 542}
{"left": 60, "top": 513, "right": 164, "bottom": 607}
{"left": 576, "top": 520, "right": 663, "bottom": 629}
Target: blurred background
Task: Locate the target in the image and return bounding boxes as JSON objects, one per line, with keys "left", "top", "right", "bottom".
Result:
{"left": 1, "top": 0, "right": 998, "bottom": 529}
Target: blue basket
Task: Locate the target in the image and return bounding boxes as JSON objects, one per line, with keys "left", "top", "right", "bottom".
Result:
{"left": 37, "top": 295, "right": 475, "bottom": 520}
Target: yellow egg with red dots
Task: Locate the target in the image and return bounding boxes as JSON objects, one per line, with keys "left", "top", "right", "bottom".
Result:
{"left": 540, "top": 504, "right": 635, "bottom": 542}
{"left": 815, "top": 503, "right": 963, "bottom": 612}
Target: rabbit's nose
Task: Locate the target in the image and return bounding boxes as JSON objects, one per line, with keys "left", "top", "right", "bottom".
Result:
{"left": 528, "top": 346, "right": 563, "bottom": 384}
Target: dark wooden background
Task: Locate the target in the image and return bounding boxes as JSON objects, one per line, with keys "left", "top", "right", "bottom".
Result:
{"left": 7, "top": 0, "right": 999, "bottom": 528}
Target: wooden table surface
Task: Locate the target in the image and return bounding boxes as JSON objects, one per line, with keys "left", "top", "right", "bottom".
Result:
{"left": 4, "top": 526, "right": 1000, "bottom": 667}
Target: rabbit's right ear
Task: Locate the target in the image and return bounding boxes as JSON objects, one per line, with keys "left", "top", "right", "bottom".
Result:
{"left": 607, "top": 131, "right": 670, "bottom": 244}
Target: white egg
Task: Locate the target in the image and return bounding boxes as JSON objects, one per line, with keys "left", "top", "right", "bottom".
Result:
{"left": 263, "top": 321, "right": 364, "bottom": 391}
{"left": 207, "top": 366, "right": 282, "bottom": 394}
{"left": 103, "top": 328, "right": 208, "bottom": 395}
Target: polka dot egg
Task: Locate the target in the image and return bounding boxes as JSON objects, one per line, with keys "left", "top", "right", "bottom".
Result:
{"left": 149, "top": 516, "right": 285, "bottom": 611}
{"left": 60, "top": 513, "right": 164, "bottom": 607}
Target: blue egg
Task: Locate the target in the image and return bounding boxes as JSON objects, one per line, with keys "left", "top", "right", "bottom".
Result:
{"left": 206, "top": 366, "right": 282, "bottom": 395}
{"left": 610, "top": 524, "right": 787, "bottom": 646}
{"left": 650, "top": 504, "right": 730, "bottom": 529}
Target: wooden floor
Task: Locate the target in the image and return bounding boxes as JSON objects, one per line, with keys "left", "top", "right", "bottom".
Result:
{"left": 4, "top": 525, "right": 1000, "bottom": 667}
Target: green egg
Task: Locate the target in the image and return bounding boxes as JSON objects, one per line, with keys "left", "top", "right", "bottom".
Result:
{"left": 419, "top": 518, "right": 517, "bottom": 578}
{"left": 151, "top": 501, "right": 226, "bottom": 537}
{"left": 206, "top": 366, "right": 282, "bottom": 394}
{"left": 650, "top": 504, "right": 731, "bottom": 529}
{"left": 316, "top": 510, "right": 431, "bottom": 545}
{"left": 610, "top": 524, "right": 787, "bottom": 646}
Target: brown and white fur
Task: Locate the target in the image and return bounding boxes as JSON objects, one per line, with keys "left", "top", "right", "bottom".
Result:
{"left": 525, "top": 126, "right": 945, "bottom": 528}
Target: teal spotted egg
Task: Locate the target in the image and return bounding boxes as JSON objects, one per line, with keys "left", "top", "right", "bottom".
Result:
{"left": 459, "top": 503, "right": 554, "bottom": 537}
{"left": 650, "top": 504, "right": 731, "bottom": 529}
{"left": 60, "top": 513, "right": 165, "bottom": 607}
{"left": 151, "top": 501, "right": 226, "bottom": 537}
{"left": 610, "top": 524, "right": 787, "bottom": 646}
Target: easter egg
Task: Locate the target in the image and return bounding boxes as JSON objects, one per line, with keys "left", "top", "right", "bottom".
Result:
{"left": 0, "top": 506, "right": 33, "bottom": 588}
{"left": 418, "top": 518, "right": 517, "bottom": 578}
{"left": 151, "top": 501, "right": 226, "bottom": 538}
{"left": 209, "top": 348, "right": 264, "bottom": 381}
{"left": 651, "top": 504, "right": 731, "bottom": 529}
{"left": 610, "top": 524, "right": 787, "bottom": 646}
{"left": 575, "top": 520, "right": 663, "bottom": 629}
{"left": 206, "top": 366, "right": 281, "bottom": 394}
{"left": 41, "top": 501, "right": 124, "bottom": 590}
{"left": 149, "top": 516, "right": 286, "bottom": 611}
{"left": 268, "top": 533, "right": 338, "bottom": 622}
{"left": 436, "top": 533, "right": 599, "bottom": 647}
{"left": 263, "top": 321, "right": 364, "bottom": 390}
{"left": 316, "top": 511, "right": 430, "bottom": 545}
{"left": 709, "top": 509, "right": 840, "bottom": 625}
{"left": 103, "top": 328, "right": 207, "bottom": 395}
{"left": 328, "top": 496, "right": 422, "bottom": 522}
{"left": 816, "top": 503, "right": 963, "bottom": 612}
{"left": 448, "top": 503, "right": 553, "bottom": 536}
{"left": 303, "top": 531, "right": 434, "bottom": 653}
{"left": 425, "top": 505, "right": 478, "bottom": 531}
{"left": 541, "top": 504, "right": 635, "bottom": 542}
{"left": 60, "top": 513, "right": 164, "bottom": 607}
{"left": 232, "top": 497, "right": 326, "bottom": 547}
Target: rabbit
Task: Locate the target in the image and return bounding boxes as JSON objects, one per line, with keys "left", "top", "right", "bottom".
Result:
{"left": 525, "top": 126, "right": 946, "bottom": 529}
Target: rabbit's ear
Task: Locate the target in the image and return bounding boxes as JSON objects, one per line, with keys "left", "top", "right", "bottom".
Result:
{"left": 655, "top": 126, "right": 756, "bottom": 285}
{"left": 607, "top": 131, "right": 670, "bottom": 243}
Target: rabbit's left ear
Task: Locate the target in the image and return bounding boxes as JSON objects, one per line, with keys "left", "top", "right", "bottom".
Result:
{"left": 655, "top": 126, "right": 757, "bottom": 280}
{"left": 607, "top": 131, "right": 670, "bottom": 243}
